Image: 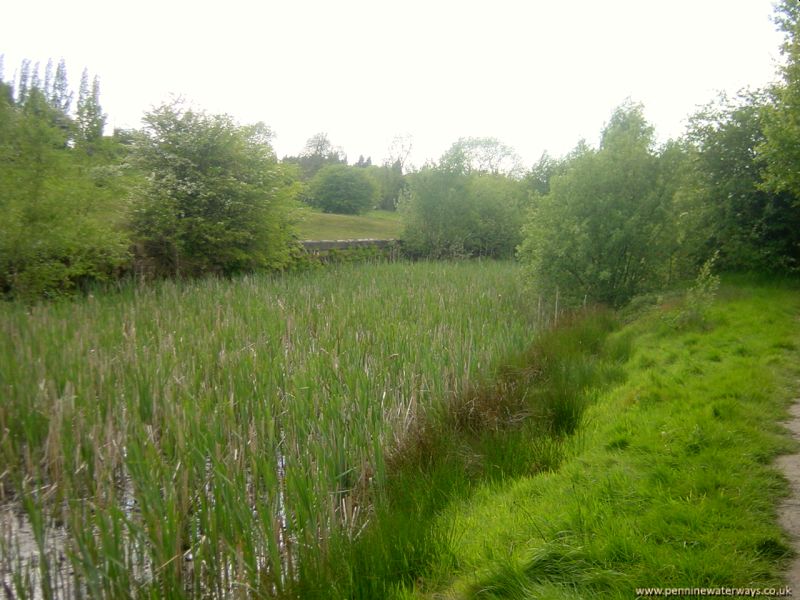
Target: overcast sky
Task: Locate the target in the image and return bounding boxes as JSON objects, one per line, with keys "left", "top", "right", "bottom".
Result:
{"left": 2, "top": 0, "right": 786, "bottom": 168}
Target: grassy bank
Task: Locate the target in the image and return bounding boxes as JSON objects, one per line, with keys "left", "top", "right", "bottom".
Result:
{"left": 297, "top": 307, "right": 632, "bottom": 598}
{"left": 295, "top": 209, "right": 403, "bottom": 240}
{"left": 395, "top": 280, "right": 800, "bottom": 598}
{"left": 0, "top": 261, "right": 534, "bottom": 598}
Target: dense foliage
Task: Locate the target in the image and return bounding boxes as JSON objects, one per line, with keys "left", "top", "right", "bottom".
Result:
{"left": 762, "top": 0, "right": 800, "bottom": 201}
{"left": 131, "top": 103, "right": 299, "bottom": 276}
{"left": 0, "top": 69, "right": 131, "bottom": 299}
{"left": 364, "top": 160, "right": 407, "bottom": 211}
{"left": 519, "top": 104, "right": 683, "bottom": 307}
{"left": 3, "top": 0, "right": 800, "bottom": 301}
{"left": 687, "top": 92, "right": 800, "bottom": 272}
{"left": 307, "top": 163, "right": 377, "bottom": 215}
{"left": 519, "top": 83, "right": 800, "bottom": 307}
{"left": 0, "top": 64, "right": 304, "bottom": 298}
{"left": 399, "top": 137, "right": 527, "bottom": 259}
{"left": 401, "top": 167, "right": 525, "bottom": 259}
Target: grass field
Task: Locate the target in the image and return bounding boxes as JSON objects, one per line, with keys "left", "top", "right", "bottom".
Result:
{"left": 0, "top": 260, "right": 535, "bottom": 598}
{"left": 294, "top": 208, "right": 403, "bottom": 240}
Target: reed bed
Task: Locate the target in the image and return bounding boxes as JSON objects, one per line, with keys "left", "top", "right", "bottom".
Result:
{"left": 0, "top": 260, "right": 535, "bottom": 598}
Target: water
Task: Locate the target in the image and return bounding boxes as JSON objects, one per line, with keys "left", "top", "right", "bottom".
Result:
{"left": 1, "top": 504, "right": 71, "bottom": 599}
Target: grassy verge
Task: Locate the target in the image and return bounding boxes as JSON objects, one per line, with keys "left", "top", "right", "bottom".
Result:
{"left": 396, "top": 280, "right": 800, "bottom": 598}
{"left": 295, "top": 208, "right": 403, "bottom": 240}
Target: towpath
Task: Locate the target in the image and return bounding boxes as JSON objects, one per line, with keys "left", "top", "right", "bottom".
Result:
{"left": 777, "top": 399, "right": 800, "bottom": 589}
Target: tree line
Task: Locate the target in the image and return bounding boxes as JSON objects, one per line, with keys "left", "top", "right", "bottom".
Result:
{"left": 1, "top": 0, "right": 799, "bottom": 302}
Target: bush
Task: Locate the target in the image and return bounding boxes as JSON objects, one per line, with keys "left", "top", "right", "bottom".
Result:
{"left": 0, "top": 87, "right": 131, "bottom": 299}
{"left": 401, "top": 169, "right": 525, "bottom": 259}
{"left": 518, "top": 104, "right": 679, "bottom": 308}
{"left": 131, "top": 103, "right": 299, "bottom": 277}
{"left": 308, "top": 164, "right": 377, "bottom": 215}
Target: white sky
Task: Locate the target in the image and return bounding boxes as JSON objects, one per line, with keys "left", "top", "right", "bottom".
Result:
{"left": 1, "top": 0, "right": 786, "bottom": 168}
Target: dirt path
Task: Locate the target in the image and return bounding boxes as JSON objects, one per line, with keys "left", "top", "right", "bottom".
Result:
{"left": 776, "top": 400, "right": 800, "bottom": 589}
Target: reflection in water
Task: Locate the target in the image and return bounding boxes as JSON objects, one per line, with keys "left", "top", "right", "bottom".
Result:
{"left": 1, "top": 504, "right": 70, "bottom": 599}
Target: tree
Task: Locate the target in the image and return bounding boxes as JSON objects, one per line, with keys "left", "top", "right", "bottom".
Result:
{"left": 308, "top": 164, "right": 376, "bottom": 214}
{"left": 687, "top": 91, "right": 800, "bottom": 272}
{"left": 50, "top": 59, "right": 72, "bottom": 115}
{"left": 76, "top": 69, "right": 105, "bottom": 151}
{"left": 401, "top": 167, "right": 525, "bottom": 259}
{"left": 525, "top": 152, "right": 566, "bottom": 197}
{"left": 761, "top": 0, "right": 800, "bottom": 199}
{"left": 284, "top": 132, "right": 348, "bottom": 181}
{"left": 370, "top": 160, "right": 406, "bottom": 211}
{"left": 385, "top": 134, "right": 414, "bottom": 173}
{"left": 16, "top": 59, "right": 31, "bottom": 104}
{"left": 757, "top": 1, "right": 800, "bottom": 270}
{"left": 439, "top": 136, "right": 524, "bottom": 177}
{"left": 519, "top": 104, "right": 679, "bottom": 307}
{"left": 132, "top": 102, "right": 299, "bottom": 277}
{"left": 43, "top": 58, "right": 53, "bottom": 98}
{"left": 0, "top": 66, "right": 130, "bottom": 298}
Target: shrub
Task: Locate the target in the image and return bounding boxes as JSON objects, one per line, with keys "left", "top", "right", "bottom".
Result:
{"left": 131, "top": 102, "right": 299, "bottom": 277}
{"left": 308, "top": 164, "right": 377, "bottom": 215}
{"left": 401, "top": 169, "right": 525, "bottom": 259}
{"left": 518, "top": 104, "right": 679, "bottom": 308}
{"left": 0, "top": 87, "right": 130, "bottom": 299}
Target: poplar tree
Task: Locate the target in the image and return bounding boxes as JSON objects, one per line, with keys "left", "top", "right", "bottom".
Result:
{"left": 50, "top": 59, "right": 72, "bottom": 115}
{"left": 43, "top": 58, "right": 53, "bottom": 98}
{"left": 17, "top": 59, "right": 30, "bottom": 104}
{"left": 76, "top": 69, "right": 105, "bottom": 149}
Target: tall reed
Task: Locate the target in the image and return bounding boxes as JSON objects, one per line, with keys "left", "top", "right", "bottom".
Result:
{"left": 1, "top": 260, "right": 535, "bottom": 597}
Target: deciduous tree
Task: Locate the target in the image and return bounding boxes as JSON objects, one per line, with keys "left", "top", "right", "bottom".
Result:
{"left": 439, "top": 136, "right": 524, "bottom": 177}
{"left": 0, "top": 66, "right": 130, "bottom": 298}
{"left": 688, "top": 91, "right": 800, "bottom": 272}
{"left": 308, "top": 164, "right": 376, "bottom": 214}
{"left": 519, "top": 104, "right": 679, "bottom": 307}
{"left": 132, "top": 102, "right": 298, "bottom": 276}
{"left": 401, "top": 167, "right": 525, "bottom": 259}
